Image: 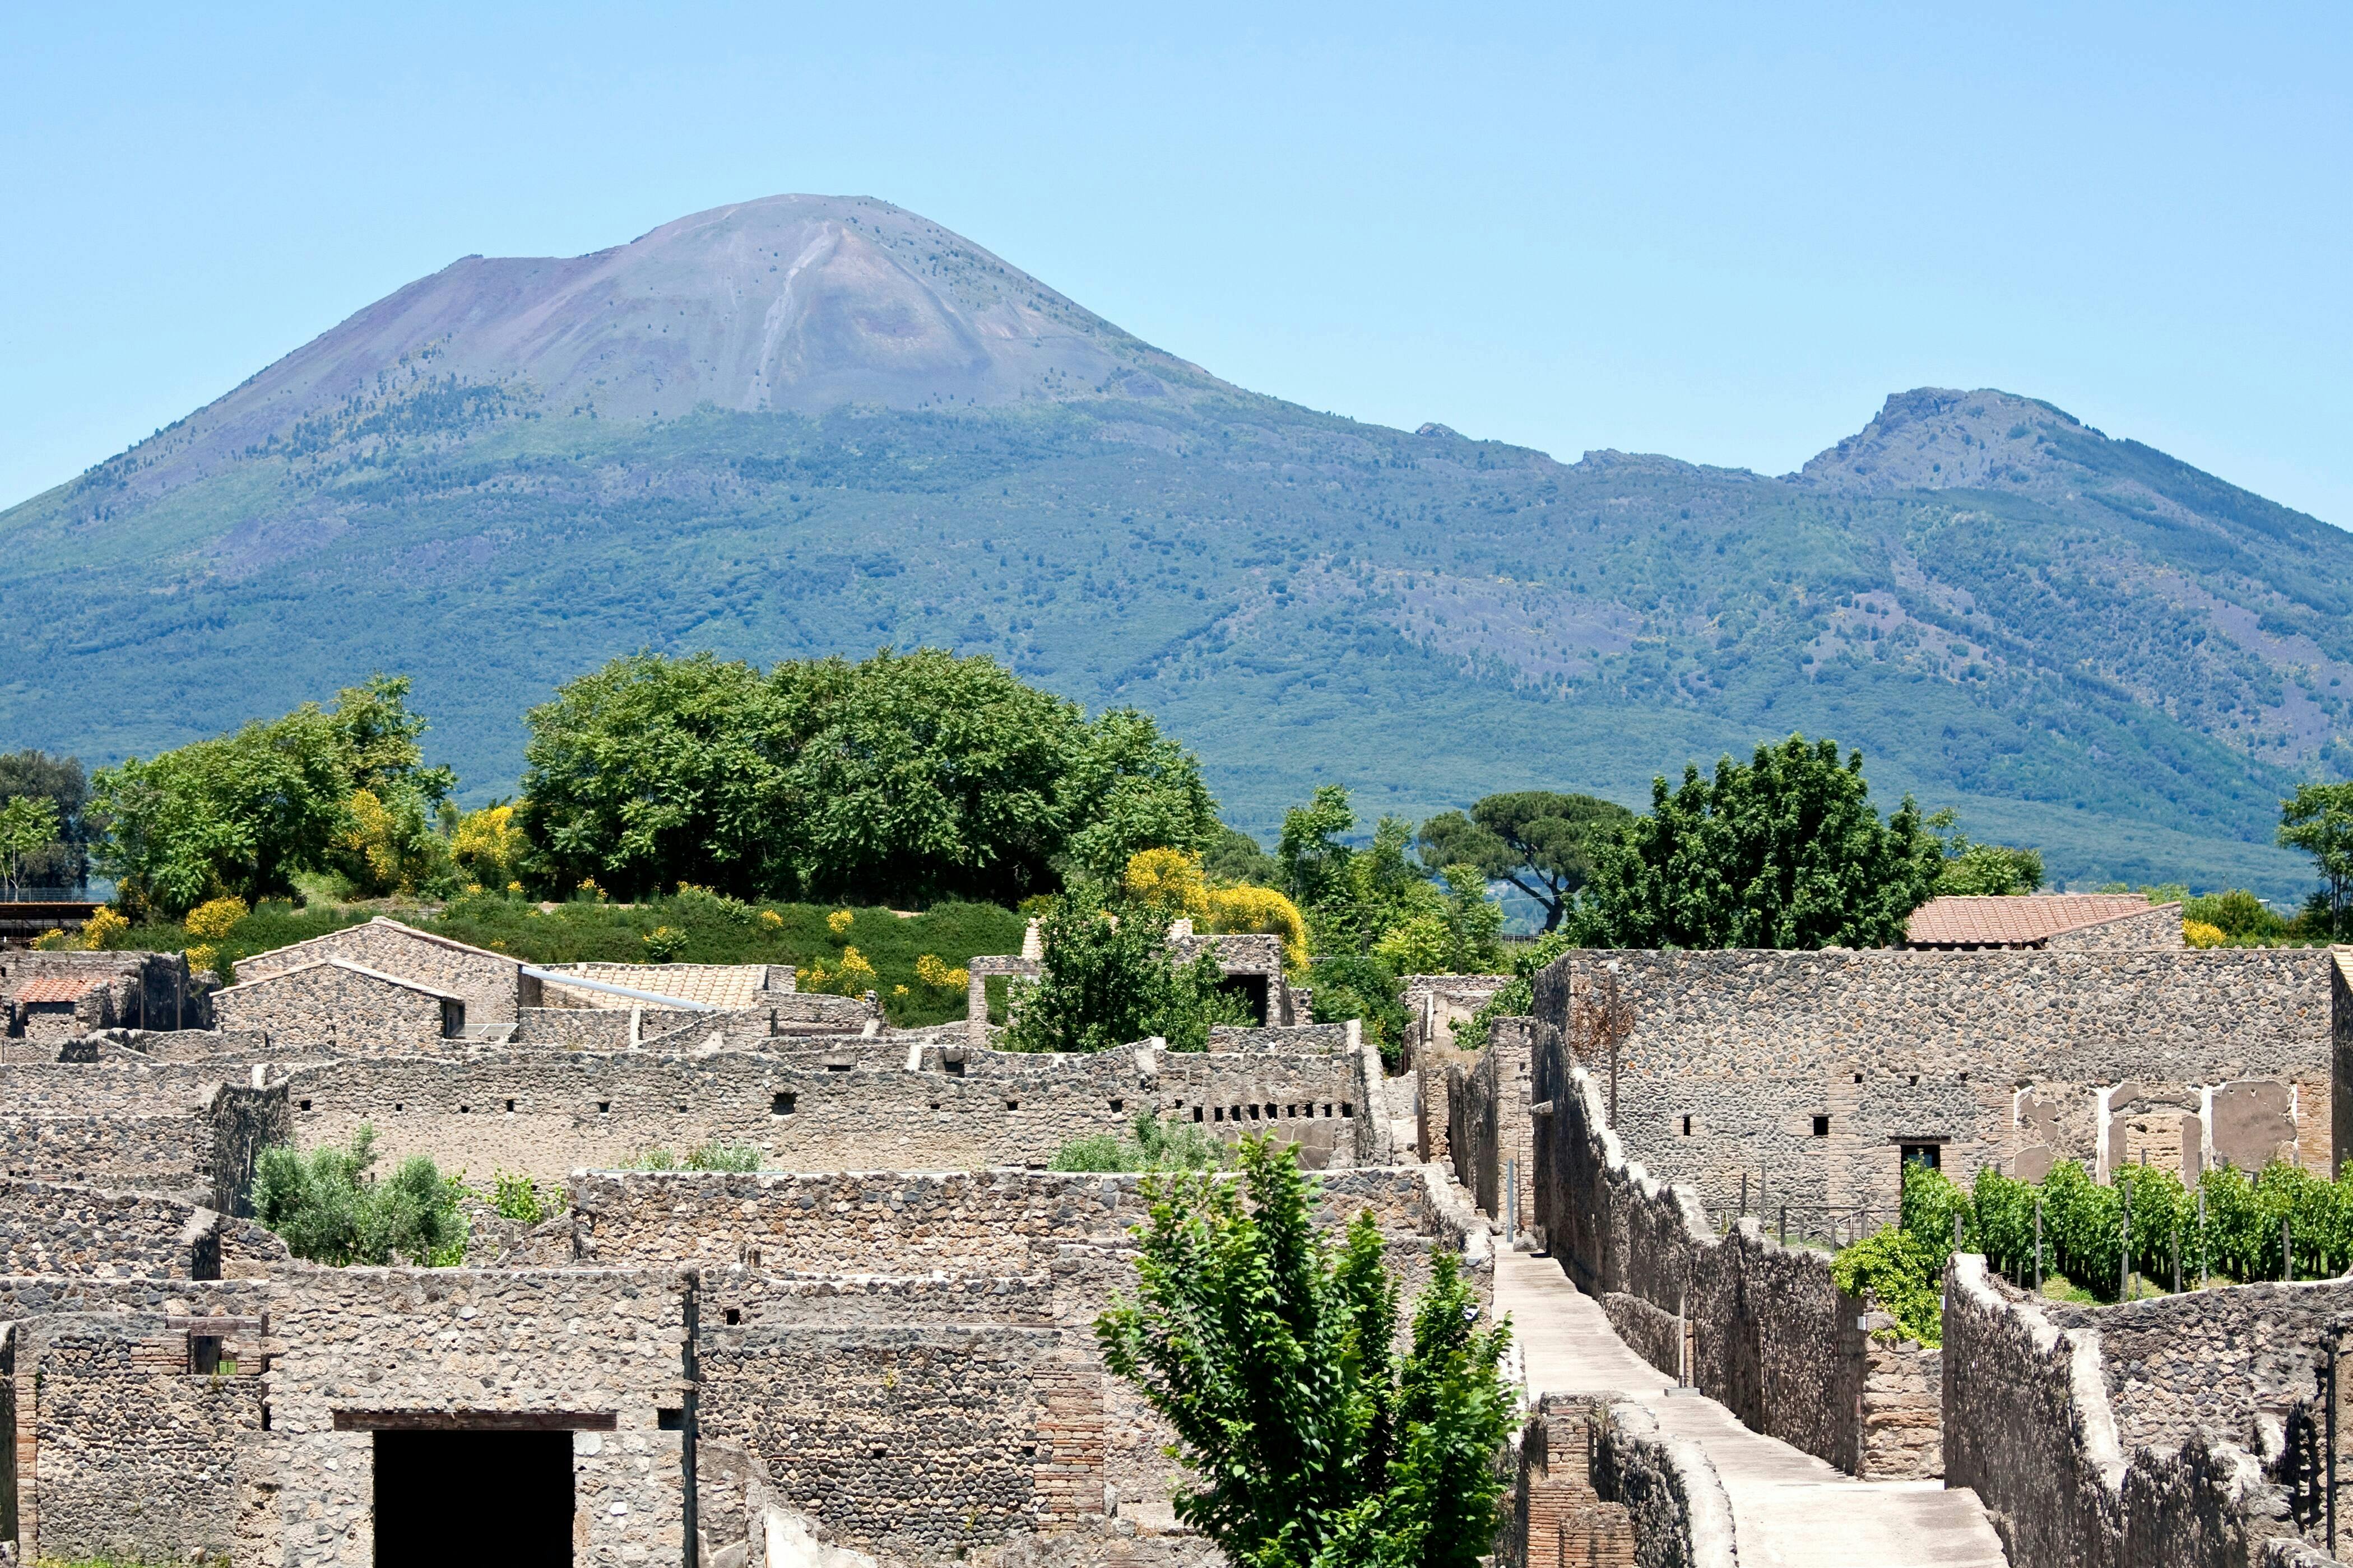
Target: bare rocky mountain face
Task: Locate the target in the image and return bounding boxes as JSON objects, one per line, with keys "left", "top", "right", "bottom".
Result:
{"left": 4, "top": 198, "right": 2350, "bottom": 897}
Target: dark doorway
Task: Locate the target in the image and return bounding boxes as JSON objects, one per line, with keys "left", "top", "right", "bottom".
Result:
{"left": 375, "top": 1430, "right": 572, "bottom": 1565}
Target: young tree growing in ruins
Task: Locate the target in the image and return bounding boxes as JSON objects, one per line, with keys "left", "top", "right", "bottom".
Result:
{"left": 0, "top": 793, "right": 61, "bottom": 899}
{"left": 1004, "top": 882, "right": 1251, "bottom": 1053}
{"left": 1575, "top": 734, "right": 1942, "bottom": 950}
{"left": 1097, "top": 1137, "right": 1516, "bottom": 1568}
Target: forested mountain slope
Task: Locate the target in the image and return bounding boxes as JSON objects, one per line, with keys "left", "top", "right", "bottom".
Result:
{"left": 4, "top": 197, "right": 2346, "bottom": 896}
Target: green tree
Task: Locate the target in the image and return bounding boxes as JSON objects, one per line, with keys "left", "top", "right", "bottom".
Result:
{"left": 1417, "top": 791, "right": 1635, "bottom": 933}
{"left": 1374, "top": 864, "right": 1506, "bottom": 976}
{"left": 92, "top": 677, "right": 445, "bottom": 919}
{"left": 1096, "top": 1137, "right": 1516, "bottom": 1568}
{"left": 0, "top": 794, "right": 61, "bottom": 899}
{"left": 250, "top": 1125, "right": 468, "bottom": 1266}
{"left": 519, "top": 651, "right": 795, "bottom": 900}
{"left": 2279, "top": 782, "right": 2353, "bottom": 938}
{"left": 1005, "top": 883, "right": 1250, "bottom": 1053}
{"left": 1054, "top": 708, "right": 1219, "bottom": 885}
{"left": 1204, "top": 823, "right": 1281, "bottom": 887}
{"left": 774, "top": 647, "right": 1078, "bottom": 905}
{"left": 0, "top": 749, "right": 91, "bottom": 887}
{"left": 1576, "top": 736, "right": 1941, "bottom": 950}
{"left": 1924, "top": 809, "right": 2043, "bottom": 896}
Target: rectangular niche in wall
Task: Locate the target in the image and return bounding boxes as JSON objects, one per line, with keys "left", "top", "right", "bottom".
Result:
{"left": 372, "top": 1425, "right": 577, "bottom": 1565}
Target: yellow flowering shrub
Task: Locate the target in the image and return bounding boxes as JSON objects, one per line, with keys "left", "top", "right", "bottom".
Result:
{"left": 1204, "top": 884, "right": 1310, "bottom": 974}
{"left": 452, "top": 804, "right": 524, "bottom": 883}
{"left": 1123, "top": 849, "right": 1212, "bottom": 921}
{"left": 184, "top": 896, "right": 249, "bottom": 940}
{"left": 802, "top": 944, "right": 879, "bottom": 996}
{"left": 759, "top": 910, "right": 784, "bottom": 928}
{"left": 827, "top": 909, "right": 856, "bottom": 937}
{"left": 30, "top": 928, "right": 67, "bottom": 950}
{"left": 78, "top": 907, "right": 131, "bottom": 951}
{"left": 915, "top": 952, "right": 971, "bottom": 992}
{"left": 184, "top": 943, "right": 219, "bottom": 979}
{"left": 2183, "top": 918, "right": 2227, "bottom": 949}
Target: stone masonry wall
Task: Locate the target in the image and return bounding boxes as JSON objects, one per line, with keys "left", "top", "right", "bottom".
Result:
{"left": 0, "top": 1178, "right": 289, "bottom": 1279}
{"left": 233, "top": 917, "right": 522, "bottom": 1025}
{"left": 1942, "top": 1253, "right": 2315, "bottom": 1568}
{"left": 2045, "top": 903, "right": 2187, "bottom": 951}
{"left": 1533, "top": 947, "right": 2340, "bottom": 1220}
{"left": 0, "top": 950, "right": 211, "bottom": 1035}
{"left": 1449, "top": 1016, "right": 1537, "bottom": 1241}
{"left": 284, "top": 1038, "right": 1378, "bottom": 1184}
{"left": 1528, "top": 1050, "right": 1939, "bottom": 1479}
{"left": 216, "top": 960, "right": 463, "bottom": 1054}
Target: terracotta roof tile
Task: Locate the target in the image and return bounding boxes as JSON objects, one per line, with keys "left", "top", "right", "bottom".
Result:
{"left": 13, "top": 976, "right": 99, "bottom": 1004}
{"left": 1905, "top": 894, "right": 2156, "bottom": 947}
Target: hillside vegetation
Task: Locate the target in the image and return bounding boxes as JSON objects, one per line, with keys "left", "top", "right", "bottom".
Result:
{"left": 3, "top": 199, "right": 2347, "bottom": 897}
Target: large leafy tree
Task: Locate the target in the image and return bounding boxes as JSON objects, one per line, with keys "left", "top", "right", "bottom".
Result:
{"left": 1417, "top": 791, "right": 1635, "bottom": 933}
{"left": 2279, "top": 783, "right": 2353, "bottom": 938}
{"left": 523, "top": 648, "right": 1217, "bottom": 906}
{"left": 92, "top": 676, "right": 446, "bottom": 918}
{"left": 1576, "top": 734, "right": 1941, "bottom": 949}
{"left": 519, "top": 651, "right": 796, "bottom": 899}
{"left": 1097, "top": 1137, "right": 1516, "bottom": 1568}
{"left": 0, "top": 750, "right": 91, "bottom": 887}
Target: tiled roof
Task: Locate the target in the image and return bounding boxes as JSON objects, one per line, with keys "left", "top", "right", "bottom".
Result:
{"left": 537, "top": 964, "right": 778, "bottom": 1010}
{"left": 1905, "top": 894, "right": 2157, "bottom": 948}
{"left": 13, "top": 976, "right": 99, "bottom": 1004}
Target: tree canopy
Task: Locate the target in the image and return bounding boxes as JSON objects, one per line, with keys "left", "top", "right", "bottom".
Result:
{"left": 1417, "top": 790, "right": 1634, "bottom": 932}
{"left": 91, "top": 676, "right": 448, "bottom": 918}
{"left": 521, "top": 648, "right": 1217, "bottom": 905}
{"left": 1575, "top": 734, "right": 1941, "bottom": 949}
{"left": 1003, "top": 881, "right": 1250, "bottom": 1054}
{"left": 2278, "top": 782, "right": 2353, "bottom": 938}
{"left": 1096, "top": 1137, "right": 1516, "bottom": 1568}
{"left": 0, "top": 750, "right": 90, "bottom": 887}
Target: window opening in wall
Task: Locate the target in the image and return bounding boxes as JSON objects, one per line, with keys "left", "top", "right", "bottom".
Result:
{"left": 1322, "top": 1104, "right": 1333, "bottom": 1118}
{"left": 1908, "top": 1074, "right": 1919, "bottom": 1087}
{"left": 374, "top": 1429, "right": 572, "bottom": 1566}
{"left": 298, "top": 1100, "right": 311, "bottom": 1111}
{"left": 772, "top": 1092, "right": 796, "bottom": 1115}
{"left": 1341, "top": 1102, "right": 1353, "bottom": 1118}
{"left": 458, "top": 1104, "right": 471, "bottom": 1114}
{"left": 394, "top": 1102, "right": 405, "bottom": 1112}
{"left": 1213, "top": 1107, "right": 1224, "bottom": 1122}
{"left": 943, "top": 1058, "right": 964, "bottom": 1077}
{"left": 657, "top": 1408, "right": 684, "bottom": 1430}
{"left": 1005, "top": 1099, "right": 1019, "bottom": 1111}
{"left": 1109, "top": 1099, "right": 1124, "bottom": 1113}
{"left": 1193, "top": 1107, "right": 1204, "bottom": 1122}
{"left": 1680, "top": 1115, "right": 1692, "bottom": 1136}
{"left": 723, "top": 1308, "right": 741, "bottom": 1325}
{"left": 1247, "top": 1105, "right": 1260, "bottom": 1120}
{"left": 597, "top": 1101, "right": 610, "bottom": 1115}
{"left": 1901, "top": 1143, "right": 1942, "bottom": 1172}
{"left": 1853, "top": 1073, "right": 1863, "bottom": 1083}
{"left": 1264, "top": 1102, "right": 1277, "bottom": 1119}
{"left": 1812, "top": 1115, "right": 1830, "bottom": 1137}
{"left": 504, "top": 1099, "right": 516, "bottom": 1113}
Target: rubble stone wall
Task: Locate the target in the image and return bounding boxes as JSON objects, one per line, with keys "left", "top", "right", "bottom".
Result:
{"left": 0, "top": 1179, "right": 287, "bottom": 1279}
{"left": 2044, "top": 904, "right": 2187, "bottom": 951}
{"left": 233, "top": 919, "right": 522, "bottom": 1025}
{"left": 1532, "top": 947, "right": 2339, "bottom": 1218}
{"left": 1449, "top": 1017, "right": 1537, "bottom": 1240}
{"left": 283, "top": 1039, "right": 1379, "bottom": 1183}
{"left": 1942, "top": 1253, "right": 2316, "bottom": 1568}
{"left": 1527, "top": 1053, "right": 1938, "bottom": 1479}
{"left": 217, "top": 961, "right": 463, "bottom": 1054}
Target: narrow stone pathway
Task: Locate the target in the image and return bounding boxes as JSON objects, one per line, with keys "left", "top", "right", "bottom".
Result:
{"left": 1495, "top": 1249, "right": 2008, "bottom": 1567}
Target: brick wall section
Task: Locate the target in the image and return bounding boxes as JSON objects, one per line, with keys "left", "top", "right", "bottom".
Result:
{"left": 216, "top": 959, "right": 465, "bottom": 1053}
{"left": 1942, "top": 1253, "right": 2315, "bottom": 1568}
{"left": 1528, "top": 1054, "right": 1939, "bottom": 1479}
{"left": 1510, "top": 1397, "right": 1636, "bottom": 1568}
{"left": 282, "top": 1038, "right": 1379, "bottom": 1184}
{"left": 1532, "top": 947, "right": 2340, "bottom": 1218}
{"left": 233, "top": 916, "right": 523, "bottom": 1025}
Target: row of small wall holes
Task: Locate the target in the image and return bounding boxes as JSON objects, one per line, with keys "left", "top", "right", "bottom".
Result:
{"left": 1679, "top": 1114, "right": 1851, "bottom": 1138}
{"left": 296, "top": 1092, "right": 1359, "bottom": 1122}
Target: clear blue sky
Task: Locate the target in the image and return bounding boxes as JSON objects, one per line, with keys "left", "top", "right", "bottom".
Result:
{"left": 4, "top": 2, "right": 2347, "bottom": 523}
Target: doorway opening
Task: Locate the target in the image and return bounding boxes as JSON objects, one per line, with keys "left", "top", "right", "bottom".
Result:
{"left": 374, "top": 1429, "right": 572, "bottom": 1565}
